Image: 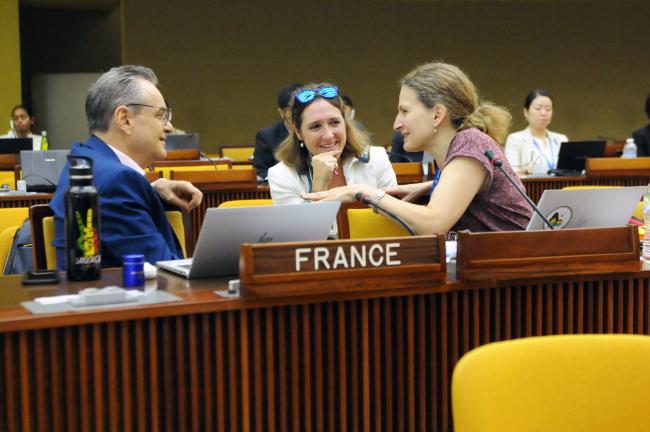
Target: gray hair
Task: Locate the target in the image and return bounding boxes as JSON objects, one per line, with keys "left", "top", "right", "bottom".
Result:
{"left": 85, "top": 65, "right": 158, "bottom": 133}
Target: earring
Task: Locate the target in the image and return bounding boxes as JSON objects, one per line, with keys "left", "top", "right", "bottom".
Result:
{"left": 433, "top": 128, "right": 438, "bottom": 133}
{"left": 299, "top": 141, "right": 304, "bottom": 148}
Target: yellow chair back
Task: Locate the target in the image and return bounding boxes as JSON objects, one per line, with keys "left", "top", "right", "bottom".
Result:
{"left": 452, "top": 334, "right": 650, "bottom": 432}
{"left": 0, "top": 207, "right": 29, "bottom": 236}
{"left": 43, "top": 216, "right": 57, "bottom": 270}
{"left": 42, "top": 211, "right": 186, "bottom": 270}
{"left": 155, "top": 164, "right": 230, "bottom": 180}
{"left": 0, "top": 171, "right": 15, "bottom": 189}
{"left": 220, "top": 146, "right": 254, "bottom": 162}
{"left": 0, "top": 226, "right": 19, "bottom": 273}
{"left": 218, "top": 199, "right": 273, "bottom": 208}
{"left": 347, "top": 208, "right": 410, "bottom": 239}
{"left": 165, "top": 210, "right": 186, "bottom": 258}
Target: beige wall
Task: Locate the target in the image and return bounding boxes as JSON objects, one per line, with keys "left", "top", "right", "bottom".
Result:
{"left": 0, "top": 0, "right": 21, "bottom": 126}
{"left": 123, "top": 1, "right": 650, "bottom": 152}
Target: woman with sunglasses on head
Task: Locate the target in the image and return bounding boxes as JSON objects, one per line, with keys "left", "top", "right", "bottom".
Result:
{"left": 504, "top": 89, "right": 569, "bottom": 176}
{"left": 303, "top": 62, "right": 532, "bottom": 235}
{"left": 267, "top": 83, "right": 396, "bottom": 205}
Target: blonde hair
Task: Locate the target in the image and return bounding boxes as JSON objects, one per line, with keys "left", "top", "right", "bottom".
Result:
{"left": 400, "top": 62, "right": 511, "bottom": 145}
{"left": 275, "top": 82, "right": 371, "bottom": 174}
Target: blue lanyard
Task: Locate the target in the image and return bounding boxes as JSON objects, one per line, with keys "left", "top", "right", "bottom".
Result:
{"left": 531, "top": 135, "right": 556, "bottom": 170}
{"left": 429, "top": 165, "right": 441, "bottom": 196}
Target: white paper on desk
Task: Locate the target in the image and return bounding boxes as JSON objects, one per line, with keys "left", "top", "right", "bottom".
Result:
{"left": 34, "top": 290, "right": 145, "bottom": 306}
{"left": 34, "top": 295, "right": 77, "bottom": 305}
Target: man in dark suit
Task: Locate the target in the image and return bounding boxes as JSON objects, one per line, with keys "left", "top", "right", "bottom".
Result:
{"left": 50, "top": 65, "right": 203, "bottom": 268}
{"left": 633, "top": 93, "right": 650, "bottom": 156}
{"left": 253, "top": 83, "right": 302, "bottom": 181}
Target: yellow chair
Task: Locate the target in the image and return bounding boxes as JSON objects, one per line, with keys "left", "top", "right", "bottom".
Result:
{"left": 0, "top": 226, "right": 19, "bottom": 273}
{"left": 165, "top": 210, "right": 187, "bottom": 258}
{"left": 347, "top": 208, "right": 410, "bottom": 239}
{"left": 218, "top": 199, "right": 273, "bottom": 208}
{"left": 219, "top": 146, "right": 254, "bottom": 162}
{"left": 42, "top": 216, "right": 57, "bottom": 270}
{"left": 154, "top": 164, "right": 230, "bottom": 180}
{"left": 41, "top": 210, "right": 187, "bottom": 270}
{"left": 0, "top": 171, "right": 15, "bottom": 189}
{"left": 452, "top": 334, "right": 650, "bottom": 432}
{"left": 0, "top": 207, "right": 29, "bottom": 235}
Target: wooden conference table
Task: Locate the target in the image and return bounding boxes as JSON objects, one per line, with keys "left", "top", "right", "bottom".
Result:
{"left": 2, "top": 172, "right": 650, "bottom": 249}
{"left": 1, "top": 258, "right": 649, "bottom": 431}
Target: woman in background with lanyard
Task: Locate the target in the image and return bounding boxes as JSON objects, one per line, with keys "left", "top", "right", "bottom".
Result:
{"left": 504, "top": 89, "right": 569, "bottom": 176}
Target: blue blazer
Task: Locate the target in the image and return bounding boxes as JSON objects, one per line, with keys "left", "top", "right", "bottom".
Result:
{"left": 50, "top": 135, "right": 183, "bottom": 269}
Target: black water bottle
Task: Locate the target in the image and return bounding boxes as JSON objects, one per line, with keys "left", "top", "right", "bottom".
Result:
{"left": 65, "top": 155, "right": 101, "bottom": 281}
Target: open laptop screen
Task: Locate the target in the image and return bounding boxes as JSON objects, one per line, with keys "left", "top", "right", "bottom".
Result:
{"left": 0, "top": 138, "right": 33, "bottom": 154}
{"left": 526, "top": 186, "right": 644, "bottom": 230}
{"left": 20, "top": 150, "right": 70, "bottom": 192}
{"left": 157, "top": 201, "right": 341, "bottom": 278}
{"left": 555, "top": 140, "right": 606, "bottom": 174}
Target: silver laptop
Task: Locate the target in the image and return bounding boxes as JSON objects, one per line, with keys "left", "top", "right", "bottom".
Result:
{"left": 157, "top": 201, "right": 341, "bottom": 278}
{"left": 20, "top": 149, "right": 70, "bottom": 192}
{"left": 526, "top": 186, "right": 644, "bottom": 230}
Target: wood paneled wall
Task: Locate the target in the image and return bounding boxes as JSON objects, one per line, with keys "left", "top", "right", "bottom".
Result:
{"left": 123, "top": 1, "right": 650, "bottom": 150}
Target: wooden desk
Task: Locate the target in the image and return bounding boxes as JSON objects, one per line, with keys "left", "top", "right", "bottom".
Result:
{"left": 522, "top": 175, "right": 650, "bottom": 202}
{"left": 0, "top": 192, "right": 52, "bottom": 209}
{"left": 1, "top": 265, "right": 650, "bottom": 431}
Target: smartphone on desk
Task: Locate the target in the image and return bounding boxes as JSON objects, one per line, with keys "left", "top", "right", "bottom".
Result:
{"left": 22, "top": 270, "right": 60, "bottom": 285}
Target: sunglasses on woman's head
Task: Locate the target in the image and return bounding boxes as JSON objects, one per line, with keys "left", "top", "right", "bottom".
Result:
{"left": 294, "top": 86, "right": 339, "bottom": 104}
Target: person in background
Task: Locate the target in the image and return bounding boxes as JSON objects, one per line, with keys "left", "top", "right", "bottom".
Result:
{"left": 504, "top": 89, "right": 569, "bottom": 176}
{"left": 253, "top": 83, "right": 303, "bottom": 181}
{"left": 340, "top": 94, "right": 356, "bottom": 120}
{"left": 632, "top": 92, "right": 650, "bottom": 156}
{"left": 389, "top": 131, "right": 423, "bottom": 162}
{"left": 303, "top": 62, "right": 532, "bottom": 234}
{"left": 50, "top": 65, "right": 203, "bottom": 269}
{"left": 268, "top": 83, "right": 396, "bottom": 205}
{"left": 0, "top": 105, "right": 42, "bottom": 150}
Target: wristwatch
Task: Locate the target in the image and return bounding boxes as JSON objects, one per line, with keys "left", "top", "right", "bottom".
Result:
{"left": 372, "top": 190, "right": 386, "bottom": 213}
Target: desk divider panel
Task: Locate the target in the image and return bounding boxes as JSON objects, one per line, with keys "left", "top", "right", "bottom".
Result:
{"left": 164, "top": 149, "right": 200, "bottom": 160}
{"left": 456, "top": 226, "right": 640, "bottom": 282}
{"left": 170, "top": 168, "right": 257, "bottom": 191}
{"left": 239, "top": 236, "right": 446, "bottom": 297}
{"left": 586, "top": 157, "right": 650, "bottom": 177}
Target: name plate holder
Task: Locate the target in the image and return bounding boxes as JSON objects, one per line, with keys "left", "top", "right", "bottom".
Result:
{"left": 239, "top": 235, "right": 446, "bottom": 297}
{"left": 456, "top": 226, "right": 640, "bottom": 282}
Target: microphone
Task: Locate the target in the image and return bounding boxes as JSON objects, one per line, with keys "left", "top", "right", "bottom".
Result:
{"left": 484, "top": 150, "right": 555, "bottom": 230}
{"left": 354, "top": 192, "right": 416, "bottom": 235}
{"left": 200, "top": 152, "right": 230, "bottom": 171}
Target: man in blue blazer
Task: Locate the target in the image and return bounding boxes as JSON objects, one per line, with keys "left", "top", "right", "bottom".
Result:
{"left": 50, "top": 65, "right": 203, "bottom": 269}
